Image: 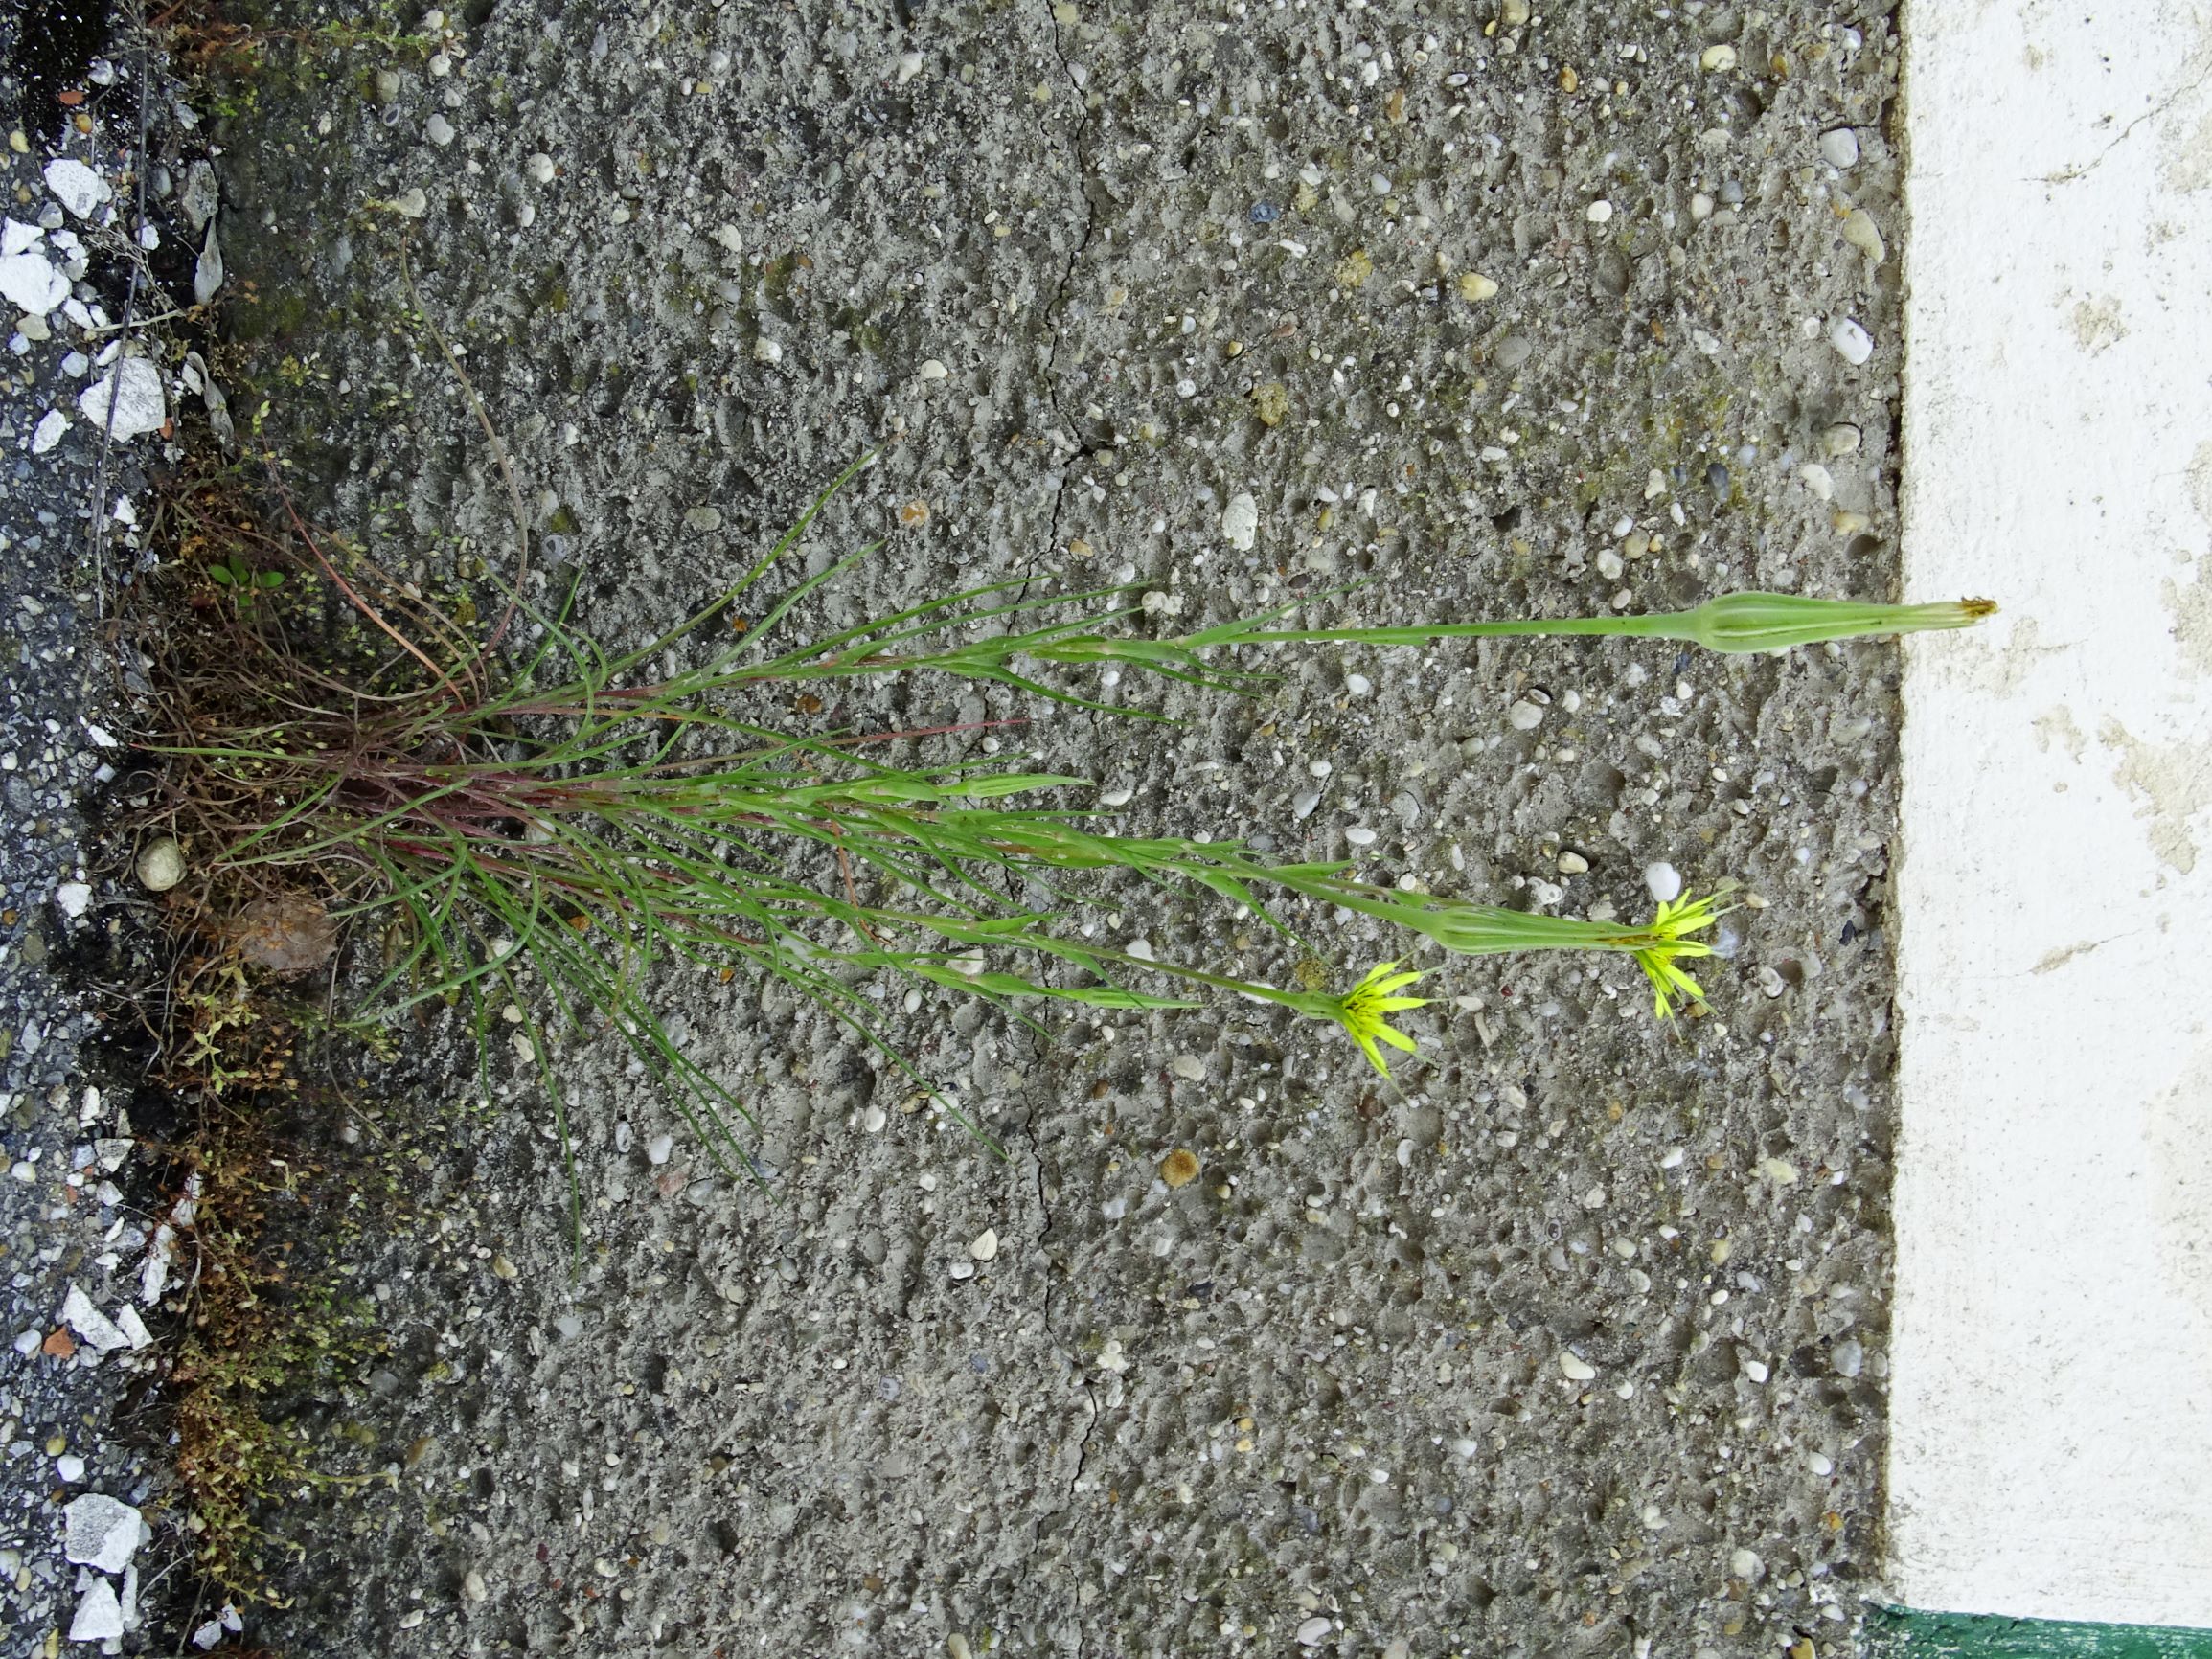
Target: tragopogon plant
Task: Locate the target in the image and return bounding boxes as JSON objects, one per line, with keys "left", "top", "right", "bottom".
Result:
{"left": 146, "top": 444, "right": 1990, "bottom": 1230}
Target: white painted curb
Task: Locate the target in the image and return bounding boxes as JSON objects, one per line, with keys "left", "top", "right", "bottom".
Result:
{"left": 1889, "top": 0, "right": 2212, "bottom": 1630}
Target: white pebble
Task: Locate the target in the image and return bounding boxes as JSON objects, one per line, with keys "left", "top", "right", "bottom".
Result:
{"left": 1296, "top": 1617, "right": 1334, "bottom": 1648}
{"left": 752, "top": 336, "right": 784, "bottom": 365}
{"left": 1, "top": 251, "right": 69, "bottom": 318}
{"left": 1560, "top": 1352, "right": 1597, "bottom": 1381}
{"left": 1819, "top": 127, "right": 1860, "bottom": 169}
{"left": 1308, "top": 760, "right": 1333, "bottom": 778}
{"left": 55, "top": 881, "right": 92, "bottom": 919}
{"left": 1700, "top": 43, "right": 1738, "bottom": 70}
{"left": 1506, "top": 699, "right": 1544, "bottom": 731}
{"left": 525, "top": 152, "right": 556, "bottom": 184}
{"left": 30, "top": 408, "right": 68, "bottom": 454}
{"left": 425, "top": 113, "right": 456, "bottom": 147}
{"left": 1644, "top": 861, "right": 1683, "bottom": 903}
{"left": 1741, "top": 1354, "right": 1770, "bottom": 1383}
{"left": 77, "top": 356, "right": 166, "bottom": 442}
{"left": 69, "top": 1580, "right": 125, "bottom": 1644}
{"left": 1557, "top": 851, "right": 1589, "bottom": 875}
{"left": 1220, "top": 491, "right": 1259, "bottom": 550}
{"left": 1731, "top": 1548, "right": 1765, "bottom": 1581}
{"left": 969, "top": 1228, "right": 999, "bottom": 1261}
{"left": 1808, "top": 1452, "right": 1835, "bottom": 1476}
{"left": 63, "top": 1493, "right": 145, "bottom": 1574}
{"left": 1344, "top": 826, "right": 1377, "bottom": 847}
{"left": 1345, "top": 672, "right": 1371, "bottom": 696}
{"left": 1585, "top": 198, "right": 1613, "bottom": 223}
{"left": 915, "top": 358, "right": 949, "bottom": 381}
{"left": 43, "top": 158, "right": 111, "bottom": 219}
{"left": 1098, "top": 784, "right": 1133, "bottom": 806}
{"left": 645, "top": 1134, "right": 673, "bottom": 1167}
{"left": 1828, "top": 317, "right": 1874, "bottom": 365}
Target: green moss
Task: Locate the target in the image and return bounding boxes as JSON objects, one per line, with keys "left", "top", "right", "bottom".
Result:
{"left": 233, "top": 287, "right": 313, "bottom": 343}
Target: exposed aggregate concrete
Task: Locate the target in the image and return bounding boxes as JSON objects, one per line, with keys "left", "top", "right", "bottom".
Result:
{"left": 204, "top": 1, "right": 1906, "bottom": 1653}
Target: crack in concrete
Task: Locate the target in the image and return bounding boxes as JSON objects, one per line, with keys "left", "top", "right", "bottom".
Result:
{"left": 1027, "top": 2, "right": 1100, "bottom": 591}
{"left": 1017, "top": 1102, "right": 1099, "bottom": 1657}
{"left": 1025, "top": 29, "right": 1105, "bottom": 1621}
{"left": 2039, "top": 57, "right": 2212, "bottom": 184}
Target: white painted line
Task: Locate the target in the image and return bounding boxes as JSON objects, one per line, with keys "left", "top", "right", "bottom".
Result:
{"left": 1890, "top": 0, "right": 2212, "bottom": 1630}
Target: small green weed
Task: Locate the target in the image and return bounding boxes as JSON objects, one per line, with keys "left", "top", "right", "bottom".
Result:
{"left": 148, "top": 938, "right": 391, "bottom": 1604}
{"left": 206, "top": 550, "right": 285, "bottom": 616}
{"left": 137, "top": 431, "right": 1989, "bottom": 1239}
{"left": 137, "top": 273, "right": 1991, "bottom": 1229}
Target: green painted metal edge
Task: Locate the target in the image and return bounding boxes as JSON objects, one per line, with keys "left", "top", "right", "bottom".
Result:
{"left": 1867, "top": 1607, "right": 2212, "bottom": 1658}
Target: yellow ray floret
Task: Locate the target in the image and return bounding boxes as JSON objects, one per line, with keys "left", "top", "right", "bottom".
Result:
{"left": 1330, "top": 962, "right": 1432, "bottom": 1076}
{"left": 1631, "top": 889, "right": 1730, "bottom": 1017}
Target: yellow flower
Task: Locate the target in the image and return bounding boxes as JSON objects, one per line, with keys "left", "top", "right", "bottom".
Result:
{"left": 1630, "top": 889, "right": 1729, "bottom": 1017}
{"left": 1330, "top": 962, "right": 1431, "bottom": 1076}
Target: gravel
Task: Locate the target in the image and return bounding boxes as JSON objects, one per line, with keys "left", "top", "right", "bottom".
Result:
{"left": 0, "top": 17, "right": 192, "bottom": 1653}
